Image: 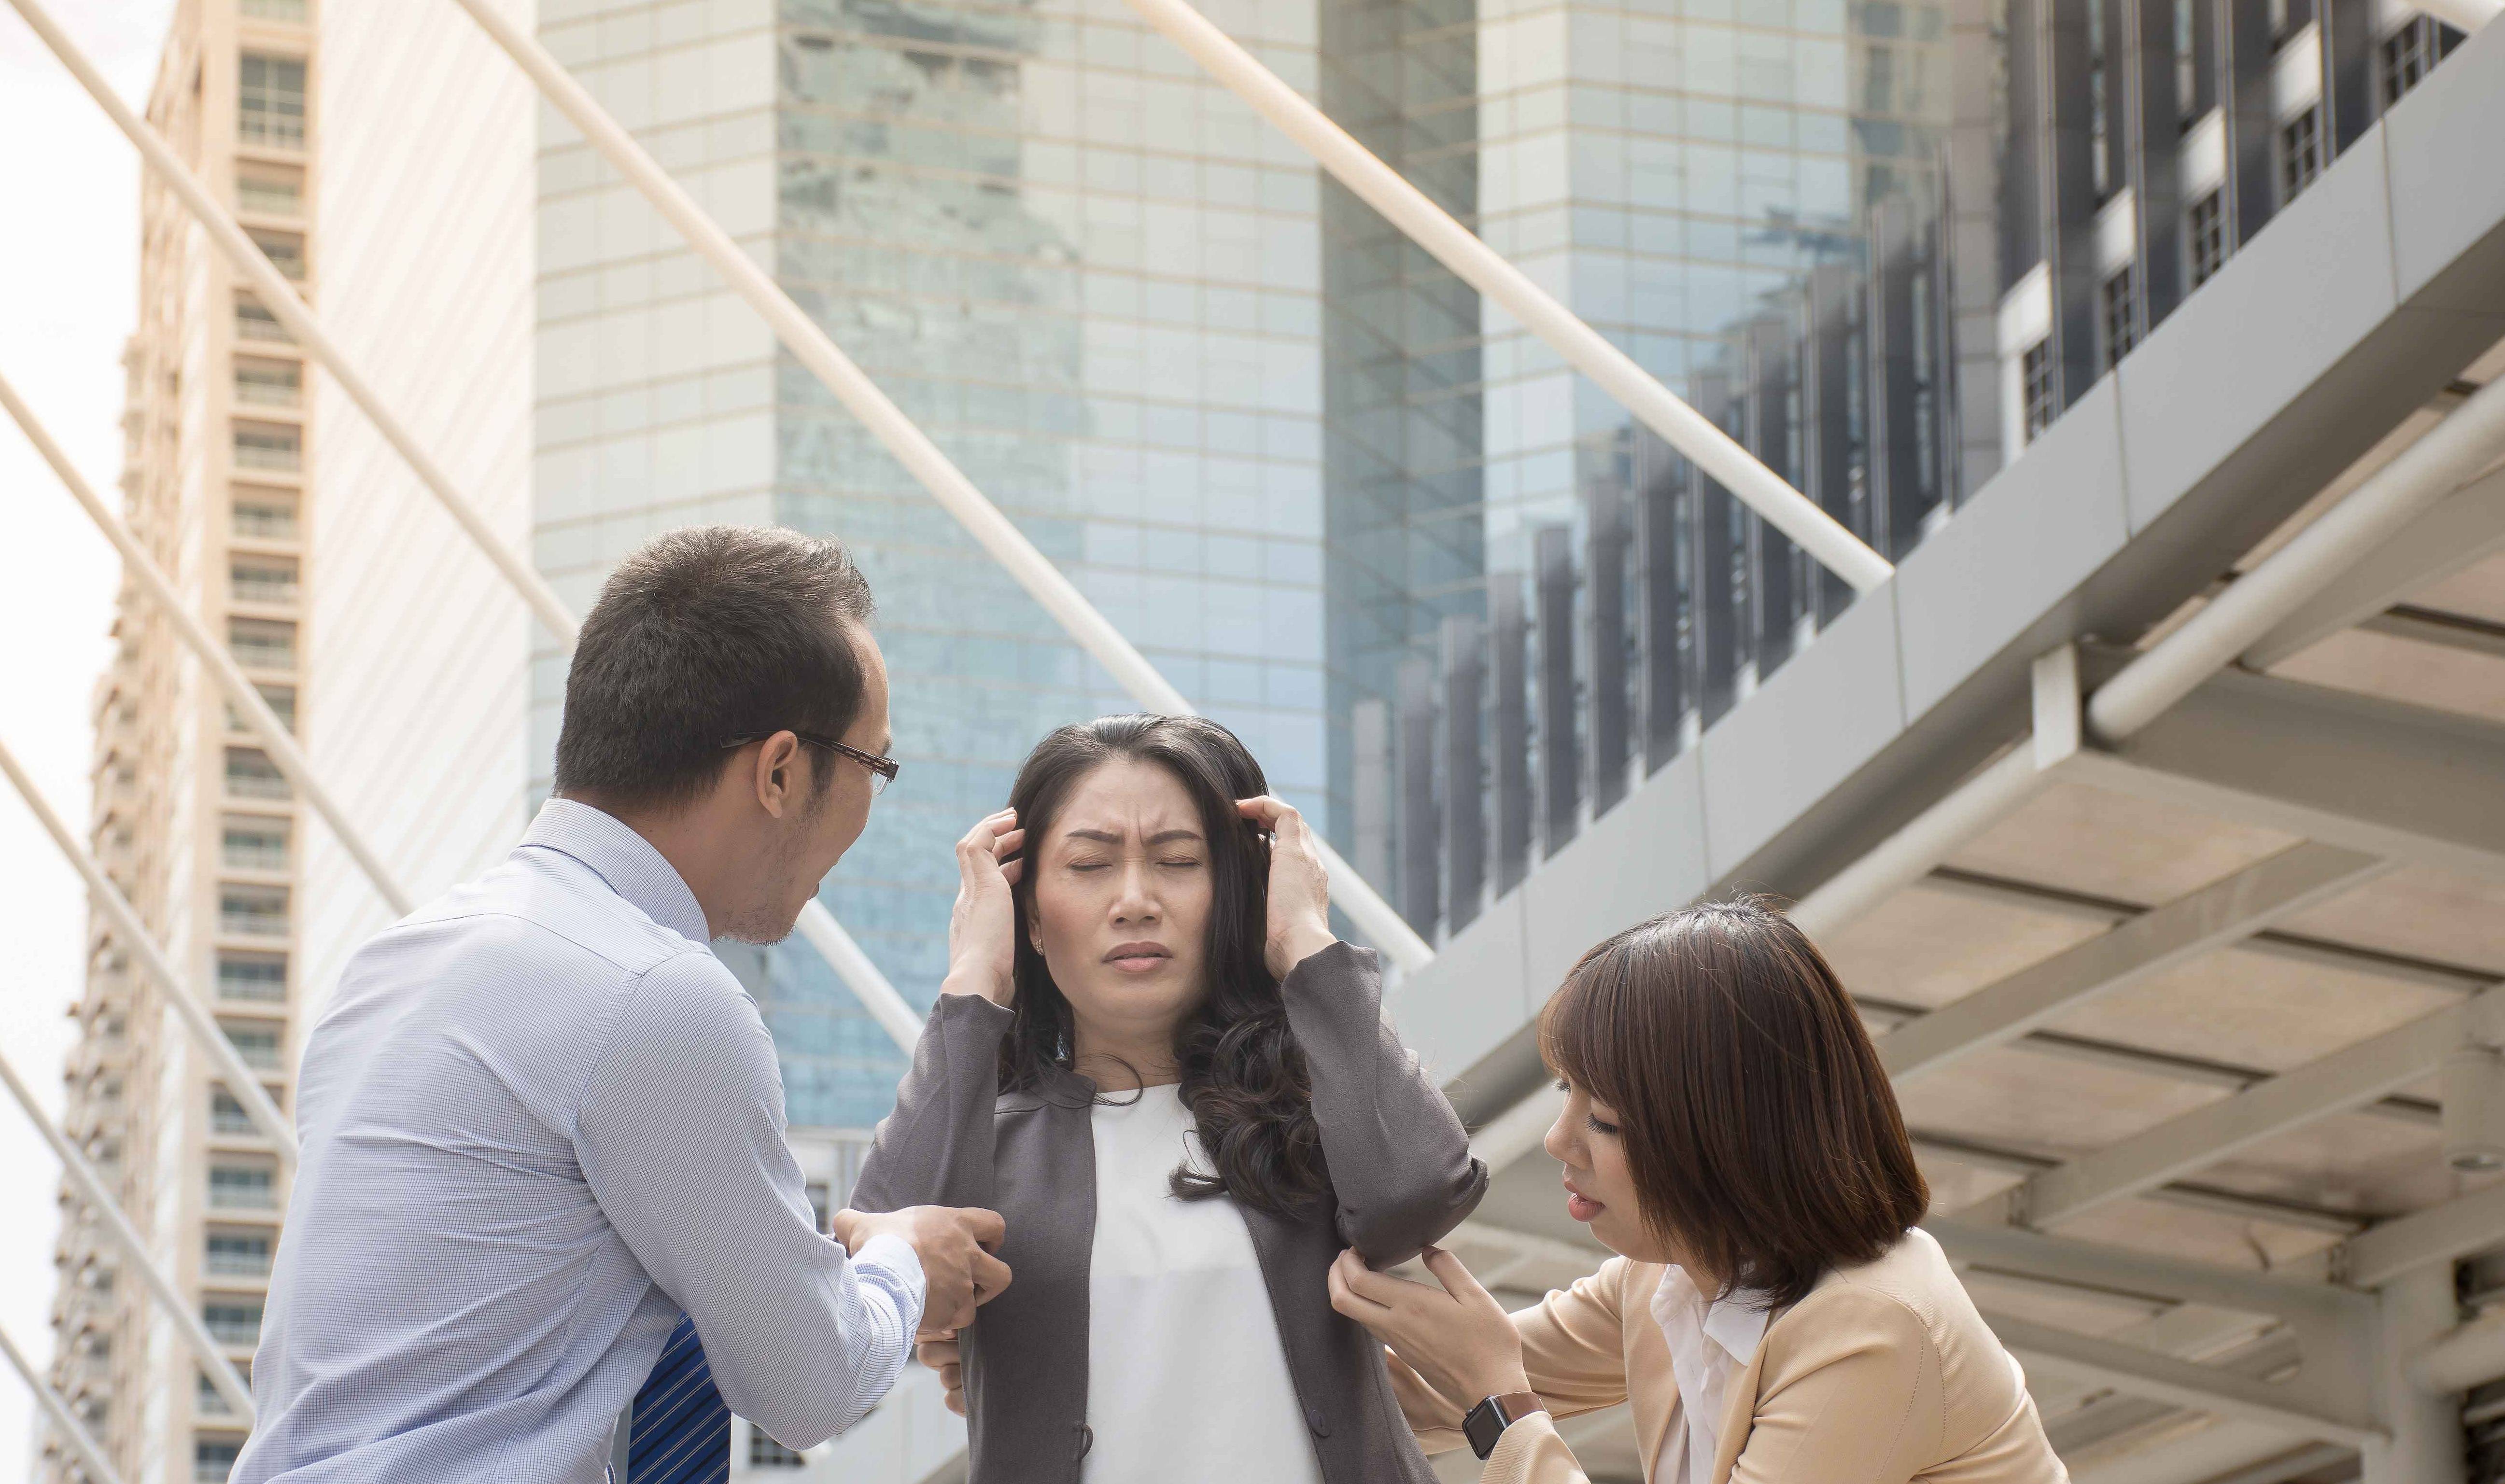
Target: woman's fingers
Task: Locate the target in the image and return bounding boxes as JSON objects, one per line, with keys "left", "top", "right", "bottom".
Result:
{"left": 1327, "top": 1250, "right": 1391, "bottom": 1322}
{"left": 1420, "top": 1245, "right": 1495, "bottom": 1305}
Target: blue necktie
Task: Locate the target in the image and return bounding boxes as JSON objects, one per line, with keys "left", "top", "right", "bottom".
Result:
{"left": 627, "top": 1314, "right": 731, "bottom": 1484}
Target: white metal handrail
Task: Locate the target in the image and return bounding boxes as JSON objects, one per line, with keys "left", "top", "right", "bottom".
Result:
{"left": 441, "top": 0, "right": 1436, "bottom": 973}
{"left": 1121, "top": 0, "right": 1894, "bottom": 597}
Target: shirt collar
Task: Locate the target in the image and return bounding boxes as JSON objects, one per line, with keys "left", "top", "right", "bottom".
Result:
{"left": 1702, "top": 1289, "right": 1772, "bottom": 1367}
{"left": 1655, "top": 1265, "right": 1775, "bottom": 1367}
{"left": 520, "top": 798, "right": 712, "bottom": 947}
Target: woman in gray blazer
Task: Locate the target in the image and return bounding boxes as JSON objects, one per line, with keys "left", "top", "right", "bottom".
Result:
{"left": 848, "top": 714, "right": 1486, "bottom": 1484}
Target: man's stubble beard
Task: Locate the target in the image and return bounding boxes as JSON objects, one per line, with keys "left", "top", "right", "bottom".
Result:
{"left": 721, "top": 792, "right": 831, "bottom": 945}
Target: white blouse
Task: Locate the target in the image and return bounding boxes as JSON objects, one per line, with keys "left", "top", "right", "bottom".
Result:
{"left": 1083, "top": 1082, "right": 1326, "bottom": 1484}
{"left": 1648, "top": 1267, "right": 1773, "bottom": 1484}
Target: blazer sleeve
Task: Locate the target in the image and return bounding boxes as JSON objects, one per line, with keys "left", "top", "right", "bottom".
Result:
{"left": 1726, "top": 1285, "right": 1942, "bottom": 1484}
{"left": 1278, "top": 941, "right": 1489, "bottom": 1264}
{"left": 849, "top": 992, "right": 1015, "bottom": 1215}
{"left": 1385, "top": 1257, "right": 1636, "bottom": 1463}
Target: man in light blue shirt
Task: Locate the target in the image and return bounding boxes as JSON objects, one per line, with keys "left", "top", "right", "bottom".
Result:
{"left": 238, "top": 528, "right": 1007, "bottom": 1483}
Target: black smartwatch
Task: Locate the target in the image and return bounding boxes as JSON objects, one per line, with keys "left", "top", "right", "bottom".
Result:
{"left": 1462, "top": 1391, "right": 1548, "bottom": 1460}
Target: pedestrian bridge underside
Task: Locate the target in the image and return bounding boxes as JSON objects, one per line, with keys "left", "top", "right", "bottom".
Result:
{"left": 1388, "top": 22, "right": 2505, "bottom": 1484}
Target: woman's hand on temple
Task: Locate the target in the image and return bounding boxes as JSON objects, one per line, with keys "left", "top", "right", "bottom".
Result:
{"left": 1328, "top": 1246, "right": 1531, "bottom": 1408}
{"left": 916, "top": 1330, "right": 966, "bottom": 1418}
{"left": 1237, "top": 795, "right": 1336, "bottom": 980}
{"left": 943, "top": 808, "right": 1022, "bottom": 1006}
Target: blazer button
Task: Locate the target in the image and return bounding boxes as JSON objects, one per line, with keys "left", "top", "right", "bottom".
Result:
{"left": 1305, "top": 1404, "right": 1330, "bottom": 1438}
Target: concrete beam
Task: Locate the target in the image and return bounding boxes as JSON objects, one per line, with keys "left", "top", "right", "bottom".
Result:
{"left": 2019, "top": 986, "right": 2505, "bottom": 1230}
{"left": 2068, "top": 669, "right": 2505, "bottom": 882}
{"left": 1879, "top": 842, "right": 2389, "bottom": 1081}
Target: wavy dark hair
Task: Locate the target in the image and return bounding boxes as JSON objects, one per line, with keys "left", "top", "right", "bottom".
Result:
{"left": 999, "top": 714, "right": 1327, "bottom": 1218}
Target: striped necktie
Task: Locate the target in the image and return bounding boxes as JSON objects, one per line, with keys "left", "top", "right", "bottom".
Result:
{"left": 627, "top": 1313, "right": 731, "bottom": 1484}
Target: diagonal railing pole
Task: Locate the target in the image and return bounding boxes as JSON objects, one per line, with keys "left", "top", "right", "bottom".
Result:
{"left": 0, "top": 733, "right": 296, "bottom": 1159}
{"left": 443, "top": 0, "right": 1436, "bottom": 971}
{"left": 1, "top": 370, "right": 414, "bottom": 917}
{"left": 4, "top": 0, "right": 927, "bottom": 1048}
{"left": 0, "top": 1318, "right": 131, "bottom": 1484}
{"left": 0, "top": 1046, "right": 258, "bottom": 1423}
{"left": 1122, "top": 0, "right": 1895, "bottom": 597}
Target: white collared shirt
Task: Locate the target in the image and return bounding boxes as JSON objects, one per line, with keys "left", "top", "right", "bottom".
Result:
{"left": 1648, "top": 1268, "right": 1774, "bottom": 1484}
{"left": 235, "top": 799, "right": 922, "bottom": 1483}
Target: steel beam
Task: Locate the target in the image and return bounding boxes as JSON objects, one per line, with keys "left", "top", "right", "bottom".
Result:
{"left": 2342, "top": 1182, "right": 2505, "bottom": 1288}
{"left": 1986, "top": 1311, "right": 2380, "bottom": 1448}
{"left": 1878, "top": 842, "right": 2388, "bottom": 1082}
{"left": 0, "top": 734, "right": 294, "bottom": 1158}
{"left": 2019, "top": 986, "right": 2505, "bottom": 1230}
{"left": 2069, "top": 670, "right": 2505, "bottom": 882}
{"left": 1931, "top": 1221, "right": 2375, "bottom": 1333}
{"left": 1, "top": 1046, "right": 257, "bottom": 1421}
{"left": 2241, "top": 460, "right": 2505, "bottom": 670}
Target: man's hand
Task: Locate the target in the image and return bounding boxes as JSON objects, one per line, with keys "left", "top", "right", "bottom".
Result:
{"left": 1237, "top": 796, "right": 1337, "bottom": 980}
{"left": 833, "top": 1206, "right": 1011, "bottom": 1332}
{"left": 917, "top": 1331, "right": 966, "bottom": 1417}
{"left": 942, "top": 810, "right": 1021, "bottom": 1006}
{"left": 1328, "top": 1246, "right": 1531, "bottom": 1407}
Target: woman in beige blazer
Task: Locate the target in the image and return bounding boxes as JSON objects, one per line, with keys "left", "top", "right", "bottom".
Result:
{"left": 1327, "top": 900, "right": 2069, "bottom": 1484}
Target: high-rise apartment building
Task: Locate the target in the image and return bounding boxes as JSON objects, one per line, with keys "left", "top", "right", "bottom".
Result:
{"left": 43, "top": 4, "right": 320, "bottom": 1483}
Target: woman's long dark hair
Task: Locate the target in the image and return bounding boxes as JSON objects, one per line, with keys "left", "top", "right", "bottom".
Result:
{"left": 999, "top": 714, "right": 1328, "bottom": 1218}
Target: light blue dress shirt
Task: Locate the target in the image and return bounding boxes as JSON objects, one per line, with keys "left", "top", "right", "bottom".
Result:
{"left": 234, "top": 799, "right": 923, "bottom": 1483}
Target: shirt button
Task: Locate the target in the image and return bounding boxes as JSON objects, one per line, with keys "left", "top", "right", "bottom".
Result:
{"left": 1306, "top": 1404, "right": 1330, "bottom": 1437}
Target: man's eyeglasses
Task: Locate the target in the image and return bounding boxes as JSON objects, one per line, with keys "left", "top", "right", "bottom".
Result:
{"left": 720, "top": 732, "right": 900, "bottom": 796}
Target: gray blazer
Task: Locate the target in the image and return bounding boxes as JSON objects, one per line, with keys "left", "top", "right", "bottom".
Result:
{"left": 851, "top": 943, "right": 1488, "bottom": 1484}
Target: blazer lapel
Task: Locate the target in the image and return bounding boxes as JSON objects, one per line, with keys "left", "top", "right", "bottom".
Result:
{"left": 1621, "top": 1265, "right": 1683, "bottom": 1475}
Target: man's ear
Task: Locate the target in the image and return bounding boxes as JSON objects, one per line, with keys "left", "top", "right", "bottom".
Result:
{"left": 754, "top": 731, "right": 804, "bottom": 818}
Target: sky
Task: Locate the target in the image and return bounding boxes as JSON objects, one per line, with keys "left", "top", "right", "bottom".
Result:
{"left": 0, "top": 2, "right": 179, "bottom": 1476}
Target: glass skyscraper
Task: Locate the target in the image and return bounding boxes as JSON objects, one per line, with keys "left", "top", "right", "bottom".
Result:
{"left": 535, "top": 0, "right": 1331, "bottom": 1128}
{"left": 1318, "top": 0, "right": 1967, "bottom": 935}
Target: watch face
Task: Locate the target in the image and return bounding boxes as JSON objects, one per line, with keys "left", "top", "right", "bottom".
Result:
{"left": 1463, "top": 1398, "right": 1506, "bottom": 1461}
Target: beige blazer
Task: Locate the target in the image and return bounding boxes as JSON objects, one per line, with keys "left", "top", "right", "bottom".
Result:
{"left": 1388, "top": 1229, "right": 2067, "bottom": 1484}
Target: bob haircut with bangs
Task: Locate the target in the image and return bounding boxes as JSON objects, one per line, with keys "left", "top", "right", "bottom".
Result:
{"left": 1541, "top": 897, "right": 1928, "bottom": 1308}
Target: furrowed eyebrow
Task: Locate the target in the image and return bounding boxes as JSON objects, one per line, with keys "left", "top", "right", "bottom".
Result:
{"left": 1061, "top": 827, "right": 1204, "bottom": 845}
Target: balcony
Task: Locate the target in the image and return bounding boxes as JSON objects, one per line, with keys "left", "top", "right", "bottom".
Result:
{"left": 233, "top": 360, "right": 300, "bottom": 410}
{"left": 223, "top": 748, "right": 289, "bottom": 801}
{"left": 221, "top": 820, "right": 290, "bottom": 871}
{"left": 204, "top": 1232, "right": 272, "bottom": 1279}
{"left": 230, "top": 555, "right": 300, "bottom": 603}
{"left": 234, "top": 299, "right": 289, "bottom": 345}
{"left": 232, "top": 423, "right": 300, "bottom": 474}
{"left": 236, "top": 173, "right": 301, "bottom": 218}
{"left": 220, "top": 1023, "right": 283, "bottom": 1070}
{"left": 227, "top": 617, "right": 296, "bottom": 671}
{"left": 215, "top": 952, "right": 287, "bottom": 1003}
{"left": 217, "top": 886, "right": 289, "bottom": 939}
{"left": 206, "top": 1165, "right": 274, "bottom": 1212}
{"left": 231, "top": 492, "right": 299, "bottom": 542}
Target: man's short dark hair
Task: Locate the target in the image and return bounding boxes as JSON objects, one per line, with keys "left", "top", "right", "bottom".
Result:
{"left": 554, "top": 525, "right": 875, "bottom": 812}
